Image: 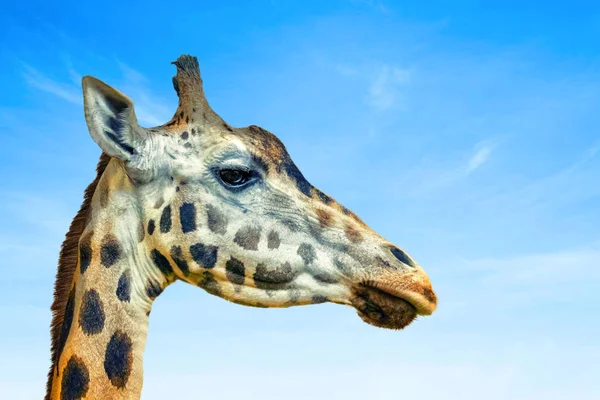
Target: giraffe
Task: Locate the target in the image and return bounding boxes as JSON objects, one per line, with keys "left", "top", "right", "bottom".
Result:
{"left": 45, "top": 55, "right": 437, "bottom": 400}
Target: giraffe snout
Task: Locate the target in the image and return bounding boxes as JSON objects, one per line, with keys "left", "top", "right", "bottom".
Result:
{"left": 358, "top": 244, "right": 437, "bottom": 317}
{"left": 379, "top": 245, "right": 437, "bottom": 315}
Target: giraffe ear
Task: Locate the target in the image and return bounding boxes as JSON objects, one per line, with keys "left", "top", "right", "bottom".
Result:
{"left": 82, "top": 76, "right": 144, "bottom": 161}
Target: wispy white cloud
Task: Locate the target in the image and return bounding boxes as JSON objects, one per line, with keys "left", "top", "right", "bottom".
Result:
{"left": 434, "top": 244, "right": 600, "bottom": 318}
{"left": 465, "top": 140, "right": 494, "bottom": 174}
{"left": 21, "top": 59, "right": 172, "bottom": 127}
{"left": 327, "top": 60, "right": 412, "bottom": 110}
{"left": 394, "top": 140, "right": 497, "bottom": 195}
{"left": 461, "top": 246, "right": 600, "bottom": 287}
{"left": 366, "top": 64, "right": 412, "bottom": 110}
{"left": 22, "top": 65, "right": 80, "bottom": 104}
{"left": 475, "top": 140, "right": 600, "bottom": 215}
{"left": 116, "top": 62, "right": 172, "bottom": 127}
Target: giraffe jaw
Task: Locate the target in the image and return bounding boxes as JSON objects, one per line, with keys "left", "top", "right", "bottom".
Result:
{"left": 351, "top": 285, "right": 422, "bottom": 330}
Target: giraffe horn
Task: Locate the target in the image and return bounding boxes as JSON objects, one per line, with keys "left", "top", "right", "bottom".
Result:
{"left": 169, "top": 54, "right": 223, "bottom": 126}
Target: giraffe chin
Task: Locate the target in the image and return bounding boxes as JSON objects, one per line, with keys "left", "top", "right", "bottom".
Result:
{"left": 351, "top": 286, "right": 418, "bottom": 330}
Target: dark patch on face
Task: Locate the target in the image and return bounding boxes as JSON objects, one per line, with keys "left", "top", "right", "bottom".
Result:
{"left": 376, "top": 256, "right": 393, "bottom": 269}
{"left": 170, "top": 245, "right": 189, "bottom": 276}
{"left": 297, "top": 243, "right": 316, "bottom": 266}
{"left": 184, "top": 142, "right": 192, "bottom": 148}
{"left": 146, "top": 279, "right": 163, "bottom": 299}
{"left": 313, "top": 272, "right": 339, "bottom": 284}
{"left": 56, "top": 288, "right": 75, "bottom": 367}
{"left": 206, "top": 204, "right": 228, "bottom": 235}
{"left": 190, "top": 243, "right": 218, "bottom": 268}
{"left": 314, "top": 189, "right": 334, "bottom": 205}
{"left": 116, "top": 270, "right": 131, "bottom": 302}
{"left": 181, "top": 131, "right": 189, "bottom": 139}
{"left": 179, "top": 202, "right": 196, "bottom": 233}
{"left": 79, "top": 233, "right": 92, "bottom": 275}
{"left": 198, "top": 271, "right": 222, "bottom": 296}
{"left": 390, "top": 246, "right": 416, "bottom": 268}
{"left": 223, "top": 122, "right": 234, "bottom": 132}
{"left": 147, "top": 219, "right": 155, "bottom": 235}
{"left": 279, "top": 217, "right": 301, "bottom": 232}
{"left": 160, "top": 205, "right": 172, "bottom": 233}
{"left": 179, "top": 110, "right": 184, "bottom": 119}
{"left": 137, "top": 221, "right": 145, "bottom": 242}
{"left": 226, "top": 257, "right": 246, "bottom": 285}
{"left": 267, "top": 230, "right": 280, "bottom": 249}
{"left": 306, "top": 220, "right": 324, "bottom": 244}
{"left": 79, "top": 289, "right": 105, "bottom": 335}
{"left": 345, "top": 224, "right": 363, "bottom": 243}
{"left": 253, "top": 262, "right": 297, "bottom": 289}
{"left": 311, "top": 295, "right": 328, "bottom": 304}
{"left": 100, "top": 236, "right": 120, "bottom": 268}
{"left": 151, "top": 249, "right": 174, "bottom": 276}
{"left": 104, "top": 330, "right": 133, "bottom": 389}
{"left": 234, "top": 225, "right": 261, "bottom": 250}
{"left": 191, "top": 128, "right": 196, "bottom": 135}
{"left": 60, "top": 355, "right": 89, "bottom": 400}
{"left": 333, "top": 258, "right": 350, "bottom": 274}
{"left": 315, "top": 208, "right": 333, "bottom": 228}
{"left": 282, "top": 155, "right": 312, "bottom": 197}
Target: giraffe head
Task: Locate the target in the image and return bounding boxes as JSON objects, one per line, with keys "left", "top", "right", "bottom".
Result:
{"left": 82, "top": 55, "right": 436, "bottom": 330}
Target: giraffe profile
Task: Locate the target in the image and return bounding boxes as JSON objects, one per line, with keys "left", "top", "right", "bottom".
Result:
{"left": 45, "top": 55, "right": 437, "bottom": 400}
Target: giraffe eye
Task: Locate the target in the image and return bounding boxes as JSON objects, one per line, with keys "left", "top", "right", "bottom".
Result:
{"left": 219, "top": 168, "right": 253, "bottom": 187}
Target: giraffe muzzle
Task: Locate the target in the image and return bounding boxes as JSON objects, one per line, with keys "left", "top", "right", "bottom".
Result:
{"left": 350, "top": 269, "right": 437, "bottom": 330}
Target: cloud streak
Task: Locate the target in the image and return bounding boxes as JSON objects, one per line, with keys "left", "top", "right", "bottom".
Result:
{"left": 465, "top": 141, "right": 494, "bottom": 174}
{"left": 367, "top": 64, "right": 412, "bottom": 111}
{"left": 22, "top": 65, "right": 80, "bottom": 104}
{"left": 21, "top": 59, "right": 172, "bottom": 127}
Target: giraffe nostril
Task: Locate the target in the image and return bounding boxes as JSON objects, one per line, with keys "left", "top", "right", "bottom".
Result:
{"left": 389, "top": 246, "right": 416, "bottom": 268}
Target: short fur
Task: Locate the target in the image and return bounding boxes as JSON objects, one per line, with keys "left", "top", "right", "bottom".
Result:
{"left": 45, "top": 152, "right": 111, "bottom": 400}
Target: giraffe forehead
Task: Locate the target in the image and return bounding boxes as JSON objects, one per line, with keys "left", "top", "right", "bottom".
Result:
{"left": 232, "top": 125, "right": 287, "bottom": 165}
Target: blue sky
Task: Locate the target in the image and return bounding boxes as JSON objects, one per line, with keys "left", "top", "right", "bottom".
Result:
{"left": 1, "top": 1, "right": 599, "bottom": 398}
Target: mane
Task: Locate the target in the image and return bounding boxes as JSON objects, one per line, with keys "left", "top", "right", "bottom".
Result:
{"left": 45, "top": 152, "right": 111, "bottom": 400}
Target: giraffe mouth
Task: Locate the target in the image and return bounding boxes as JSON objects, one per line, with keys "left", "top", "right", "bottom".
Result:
{"left": 351, "top": 284, "right": 419, "bottom": 330}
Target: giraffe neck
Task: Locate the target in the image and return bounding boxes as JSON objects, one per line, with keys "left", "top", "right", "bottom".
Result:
{"left": 49, "top": 159, "right": 170, "bottom": 400}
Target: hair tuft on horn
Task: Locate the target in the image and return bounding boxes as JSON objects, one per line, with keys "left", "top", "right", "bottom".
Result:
{"left": 163, "top": 54, "right": 223, "bottom": 128}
